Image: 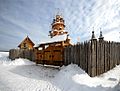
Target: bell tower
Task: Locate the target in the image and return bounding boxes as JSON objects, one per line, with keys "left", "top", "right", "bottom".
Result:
{"left": 49, "top": 14, "right": 68, "bottom": 38}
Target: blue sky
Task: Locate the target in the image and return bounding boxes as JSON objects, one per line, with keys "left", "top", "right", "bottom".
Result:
{"left": 0, "top": 0, "right": 120, "bottom": 50}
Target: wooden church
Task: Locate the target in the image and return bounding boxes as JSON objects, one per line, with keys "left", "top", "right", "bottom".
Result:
{"left": 35, "top": 14, "right": 72, "bottom": 66}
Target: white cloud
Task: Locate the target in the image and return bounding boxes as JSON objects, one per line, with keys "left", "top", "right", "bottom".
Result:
{"left": 0, "top": 0, "right": 120, "bottom": 50}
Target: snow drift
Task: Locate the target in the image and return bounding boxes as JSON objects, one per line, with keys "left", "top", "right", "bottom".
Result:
{"left": 0, "top": 52, "right": 35, "bottom": 66}
{"left": 0, "top": 52, "right": 120, "bottom": 91}
{"left": 6, "top": 58, "right": 35, "bottom": 66}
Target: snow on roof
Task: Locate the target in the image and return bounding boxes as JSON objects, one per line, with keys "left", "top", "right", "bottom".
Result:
{"left": 34, "top": 44, "right": 40, "bottom": 47}
{"left": 40, "top": 34, "right": 70, "bottom": 44}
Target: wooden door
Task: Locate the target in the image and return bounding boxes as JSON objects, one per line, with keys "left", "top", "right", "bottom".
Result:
{"left": 52, "top": 50, "right": 62, "bottom": 61}
{"left": 44, "top": 51, "right": 52, "bottom": 61}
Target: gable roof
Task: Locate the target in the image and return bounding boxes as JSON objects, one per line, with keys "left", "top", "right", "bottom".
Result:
{"left": 18, "top": 36, "right": 35, "bottom": 47}
{"left": 40, "top": 34, "right": 70, "bottom": 44}
{"left": 35, "top": 34, "right": 72, "bottom": 47}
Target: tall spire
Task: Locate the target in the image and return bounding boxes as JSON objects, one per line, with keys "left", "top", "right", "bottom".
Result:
{"left": 49, "top": 13, "right": 68, "bottom": 38}
{"left": 99, "top": 31, "right": 103, "bottom": 38}
{"left": 91, "top": 31, "right": 96, "bottom": 39}
{"left": 99, "top": 31, "right": 104, "bottom": 40}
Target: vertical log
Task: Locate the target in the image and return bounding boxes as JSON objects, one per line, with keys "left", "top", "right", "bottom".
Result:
{"left": 81, "top": 43, "right": 84, "bottom": 70}
{"left": 87, "top": 42, "right": 91, "bottom": 76}
{"left": 79, "top": 44, "right": 82, "bottom": 68}
{"left": 76, "top": 44, "right": 79, "bottom": 65}
{"left": 101, "top": 40, "right": 105, "bottom": 74}
{"left": 108, "top": 41, "right": 110, "bottom": 70}
{"left": 96, "top": 41, "right": 100, "bottom": 75}
{"left": 91, "top": 39, "right": 97, "bottom": 77}
{"left": 117, "top": 43, "right": 120, "bottom": 65}
{"left": 78, "top": 44, "right": 80, "bottom": 67}
{"left": 82, "top": 42, "right": 85, "bottom": 71}
{"left": 74, "top": 45, "right": 77, "bottom": 64}
{"left": 66, "top": 47, "right": 69, "bottom": 65}
{"left": 84, "top": 41, "right": 88, "bottom": 72}
{"left": 98, "top": 41, "right": 101, "bottom": 74}
{"left": 64, "top": 48, "right": 67, "bottom": 66}
{"left": 110, "top": 42, "right": 113, "bottom": 69}
{"left": 70, "top": 46, "right": 74, "bottom": 64}
{"left": 104, "top": 41, "right": 107, "bottom": 72}
{"left": 115, "top": 43, "right": 118, "bottom": 66}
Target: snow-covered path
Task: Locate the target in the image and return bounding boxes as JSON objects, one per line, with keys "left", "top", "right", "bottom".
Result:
{"left": 0, "top": 65, "right": 60, "bottom": 91}
{"left": 0, "top": 52, "right": 120, "bottom": 91}
{"left": 0, "top": 52, "right": 60, "bottom": 91}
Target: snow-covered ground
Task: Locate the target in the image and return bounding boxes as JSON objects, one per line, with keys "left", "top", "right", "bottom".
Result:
{"left": 0, "top": 52, "right": 120, "bottom": 91}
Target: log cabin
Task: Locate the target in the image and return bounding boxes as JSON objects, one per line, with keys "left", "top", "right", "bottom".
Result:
{"left": 18, "top": 36, "right": 35, "bottom": 49}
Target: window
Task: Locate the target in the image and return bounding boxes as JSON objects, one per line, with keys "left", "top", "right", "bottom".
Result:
{"left": 60, "top": 18, "right": 63, "bottom": 22}
{"left": 23, "top": 43, "right": 27, "bottom": 48}
{"left": 59, "top": 28, "right": 62, "bottom": 30}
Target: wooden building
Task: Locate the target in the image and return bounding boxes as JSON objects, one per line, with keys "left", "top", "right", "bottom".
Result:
{"left": 35, "top": 14, "right": 72, "bottom": 66}
{"left": 18, "top": 36, "right": 35, "bottom": 49}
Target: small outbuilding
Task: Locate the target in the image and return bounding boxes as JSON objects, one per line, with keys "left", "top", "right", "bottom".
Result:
{"left": 18, "top": 36, "right": 35, "bottom": 49}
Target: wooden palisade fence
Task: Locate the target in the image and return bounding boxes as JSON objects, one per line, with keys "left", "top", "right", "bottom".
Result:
{"left": 9, "top": 31, "right": 120, "bottom": 77}
{"left": 9, "top": 49, "right": 36, "bottom": 62}
{"left": 64, "top": 38, "right": 120, "bottom": 77}
{"left": 9, "top": 39, "right": 120, "bottom": 77}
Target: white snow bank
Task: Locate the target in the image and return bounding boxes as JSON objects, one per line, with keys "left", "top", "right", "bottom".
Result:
{"left": 2, "top": 58, "right": 35, "bottom": 66}
{"left": 72, "top": 73, "right": 118, "bottom": 88}
{"left": 0, "top": 52, "right": 120, "bottom": 91}
{"left": 53, "top": 64, "right": 90, "bottom": 91}
{"left": 0, "top": 52, "right": 10, "bottom": 64}
{"left": 72, "top": 65, "right": 120, "bottom": 88}
{"left": 53, "top": 64, "right": 120, "bottom": 91}
{"left": 0, "top": 52, "right": 35, "bottom": 66}
{"left": 7, "top": 58, "right": 35, "bottom": 66}
{"left": 101, "top": 65, "right": 120, "bottom": 81}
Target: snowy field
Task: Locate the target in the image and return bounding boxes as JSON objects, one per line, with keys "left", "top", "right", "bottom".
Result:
{"left": 0, "top": 52, "right": 120, "bottom": 91}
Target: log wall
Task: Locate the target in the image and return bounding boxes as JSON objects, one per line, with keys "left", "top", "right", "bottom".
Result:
{"left": 64, "top": 39, "right": 120, "bottom": 77}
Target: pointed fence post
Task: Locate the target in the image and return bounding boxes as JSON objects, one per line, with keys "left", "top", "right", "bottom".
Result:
{"left": 91, "top": 31, "right": 97, "bottom": 77}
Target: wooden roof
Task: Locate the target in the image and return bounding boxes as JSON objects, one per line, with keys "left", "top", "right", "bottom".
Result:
{"left": 40, "top": 34, "right": 70, "bottom": 44}
{"left": 38, "top": 41, "right": 64, "bottom": 47}
{"left": 35, "top": 34, "right": 72, "bottom": 47}
{"left": 18, "top": 36, "right": 35, "bottom": 47}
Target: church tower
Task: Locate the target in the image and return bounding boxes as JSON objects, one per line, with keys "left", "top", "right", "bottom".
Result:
{"left": 49, "top": 14, "right": 68, "bottom": 38}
